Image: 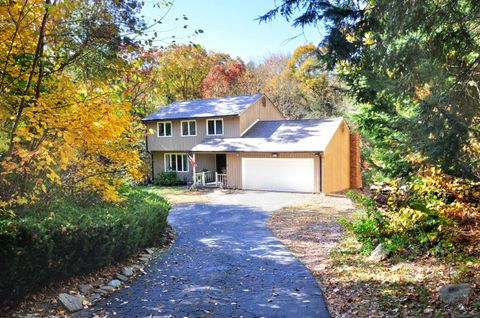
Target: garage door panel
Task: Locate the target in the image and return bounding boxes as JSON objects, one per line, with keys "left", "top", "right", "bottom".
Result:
{"left": 242, "top": 158, "right": 314, "bottom": 193}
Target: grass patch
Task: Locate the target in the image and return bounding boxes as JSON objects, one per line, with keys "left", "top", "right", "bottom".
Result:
{"left": 142, "top": 185, "right": 215, "bottom": 205}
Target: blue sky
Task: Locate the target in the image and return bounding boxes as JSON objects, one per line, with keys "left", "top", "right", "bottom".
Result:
{"left": 141, "top": 0, "right": 324, "bottom": 63}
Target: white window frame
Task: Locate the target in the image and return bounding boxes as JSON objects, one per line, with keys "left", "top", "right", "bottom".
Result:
{"left": 157, "top": 121, "right": 172, "bottom": 138}
{"left": 164, "top": 153, "right": 189, "bottom": 172}
{"left": 206, "top": 118, "right": 224, "bottom": 136}
{"left": 180, "top": 120, "right": 197, "bottom": 137}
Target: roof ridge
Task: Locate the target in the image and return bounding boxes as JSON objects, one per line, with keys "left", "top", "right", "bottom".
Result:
{"left": 172, "top": 93, "right": 263, "bottom": 104}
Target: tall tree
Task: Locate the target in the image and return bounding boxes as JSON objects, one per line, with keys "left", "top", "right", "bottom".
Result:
{"left": 260, "top": 0, "right": 480, "bottom": 180}
{"left": 0, "top": 0, "right": 160, "bottom": 210}
{"left": 157, "top": 44, "right": 211, "bottom": 101}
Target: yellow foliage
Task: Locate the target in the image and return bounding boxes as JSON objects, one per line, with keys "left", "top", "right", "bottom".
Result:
{"left": 0, "top": 1, "right": 144, "bottom": 210}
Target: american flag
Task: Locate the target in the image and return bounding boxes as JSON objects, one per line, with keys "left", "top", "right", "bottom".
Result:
{"left": 188, "top": 152, "right": 197, "bottom": 167}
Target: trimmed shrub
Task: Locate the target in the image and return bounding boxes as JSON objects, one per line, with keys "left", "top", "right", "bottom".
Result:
{"left": 155, "top": 171, "right": 179, "bottom": 186}
{"left": 0, "top": 189, "right": 170, "bottom": 301}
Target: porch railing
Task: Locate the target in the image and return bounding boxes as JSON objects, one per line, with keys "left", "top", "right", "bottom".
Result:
{"left": 194, "top": 171, "right": 227, "bottom": 188}
{"left": 215, "top": 173, "right": 227, "bottom": 188}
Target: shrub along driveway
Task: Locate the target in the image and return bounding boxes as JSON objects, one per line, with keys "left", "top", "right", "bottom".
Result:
{"left": 78, "top": 191, "right": 330, "bottom": 318}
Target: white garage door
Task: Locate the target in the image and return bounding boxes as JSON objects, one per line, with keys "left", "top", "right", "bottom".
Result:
{"left": 242, "top": 158, "right": 315, "bottom": 193}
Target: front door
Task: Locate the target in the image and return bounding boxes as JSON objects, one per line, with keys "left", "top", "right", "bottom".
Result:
{"left": 216, "top": 154, "right": 227, "bottom": 174}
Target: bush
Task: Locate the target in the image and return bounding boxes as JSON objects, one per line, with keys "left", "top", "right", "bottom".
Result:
{"left": 345, "top": 161, "right": 480, "bottom": 256}
{"left": 0, "top": 188, "right": 170, "bottom": 301}
{"left": 345, "top": 191, "right": 451, "bottom": 255}
{"left": 155, "top": 171, "right": 179, "bottom": 186}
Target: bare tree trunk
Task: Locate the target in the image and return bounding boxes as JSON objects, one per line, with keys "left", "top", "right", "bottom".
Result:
{"left": 5, "top": 0, "right": 51, "bottom": 160}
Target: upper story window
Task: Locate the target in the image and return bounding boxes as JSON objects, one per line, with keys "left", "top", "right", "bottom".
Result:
{"left": 206, "top": 118, "right": 224, "bottom": 136}
{"left": 157, "top": 121, "right": 172, "bottom": 137}
{"left": 181, "top": 120, "right": 197, "bottom": 136}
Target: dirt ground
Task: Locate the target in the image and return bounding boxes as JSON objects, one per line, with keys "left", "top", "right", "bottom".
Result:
{"left": 268, "top": 194, "right": 479, "bottom": 318}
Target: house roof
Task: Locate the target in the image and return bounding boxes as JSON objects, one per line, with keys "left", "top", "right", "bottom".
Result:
{"left": 192, "top": 118, "right": 345, "bottom": 153}
{"left": 142, "top": 94, "right": 264, "bottom": 121}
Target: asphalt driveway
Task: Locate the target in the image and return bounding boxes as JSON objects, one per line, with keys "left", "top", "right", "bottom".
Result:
{"left": 80, "top": 191, "right": 330, "bottom": 317}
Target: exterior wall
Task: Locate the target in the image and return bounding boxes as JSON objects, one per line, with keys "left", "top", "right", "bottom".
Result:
{"left": 238, "top": 96, "right": 284, "bottom": 134}
{"left": 195, "top": 153, "right": 216, "bottom": 173}
{"left": 146, "top": 116, "right": 240, "bottom": 151}
{"left": 350, "top": 133, "right": 362, "bottom": 189}
{"left": 322, "top": 121, "right": 351, "bottom": 193}
{"left": 226, "top": 152, "right": 321, "bottom": 193}
{"left": 152, "top": 151, "right": 216, "bottom": 183}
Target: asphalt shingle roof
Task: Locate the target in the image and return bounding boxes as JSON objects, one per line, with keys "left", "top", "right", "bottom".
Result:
{"left": 142, "top": 94, "right": 264, "bottom": 121}
{"left": 192, "top": 118, "right": 344, "bottom": 153}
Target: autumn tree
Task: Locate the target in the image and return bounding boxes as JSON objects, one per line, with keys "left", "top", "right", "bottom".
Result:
{"left": 0, "top": 0, "right": 160, "bottom": 211}
{"left": 201, "top": 60, "right": 247, "bottom": 98}
{"left": 156, "top": 44, "right": 212, "bottom": 101}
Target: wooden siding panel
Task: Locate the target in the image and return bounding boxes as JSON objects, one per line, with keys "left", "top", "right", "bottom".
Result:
{"left": 195, "top": 153, "right": 216, "bottom": 173}
{"left": 239, "top": 97, "right": 284, "bottom": 134}
{"left": 323, "top": 121, "right": 351, "bottom": 193}
{"left": 226, "top": 152, "right": 320, "bottom": 192}
{"left": 146, "top": 116, "right": 240, "bottom": 151}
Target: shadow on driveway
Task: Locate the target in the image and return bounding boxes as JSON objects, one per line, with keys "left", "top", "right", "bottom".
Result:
{"left": 78, "top": 203, "right": 330, "bottom": 318}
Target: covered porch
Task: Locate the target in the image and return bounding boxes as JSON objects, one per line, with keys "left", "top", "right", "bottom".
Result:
{"left": 191, "top": 152, "right": 227, "bottom": 188}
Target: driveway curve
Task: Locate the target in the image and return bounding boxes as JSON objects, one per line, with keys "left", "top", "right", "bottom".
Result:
{"left": 80, "top": 192, "right": 330, "bottom": 318}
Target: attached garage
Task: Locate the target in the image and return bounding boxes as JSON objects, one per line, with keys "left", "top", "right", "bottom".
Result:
{"left": 242, "top": 158, "right": 315, "bottom": 193}
{"left": 192, "top": 118, "right": 361, "bottom": 194}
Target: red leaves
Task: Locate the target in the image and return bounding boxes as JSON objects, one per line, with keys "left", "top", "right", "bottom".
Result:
{"left": 201, "top": 62, "right": 246, "bottom": 98}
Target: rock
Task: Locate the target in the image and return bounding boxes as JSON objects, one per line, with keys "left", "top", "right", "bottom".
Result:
{"left": 121, "top": 266, "right": 133, "bottom": 277}
{"left": 94, "top": 289, "right": 108, "bottom": 295}
{"left": 132, "top": 264, "right": 143, "bottom": 271}
{"left": 89, "top": 294, "right": 102, "bottom": 303}
{"left": 100, "top": 285, "right": 115, "bottom": 292}
{"left": 145, "top": 248, "right": 157, "bottom": 254}
{"left": 439, "top": 283, "right": 472, "bottom": 304}
{"left": 78, "top": 284, "right": 93, "bottom": 294}
{"left": 58, "top": 293, "right": 85, "bottom": 313}
{"left": 139, "top": 256, "right": 150, "bottom": 262}
{"left": 108, "top": 279, "right": 122, "bottom": 288}
{"left": 368, "top": 243, "right": 389, "bottom": 262}
{"left": 116, "top": 273, "right": 129, "bottom": 282}
{"left": 140, "top": 253, "right": 152, "bottom": 259}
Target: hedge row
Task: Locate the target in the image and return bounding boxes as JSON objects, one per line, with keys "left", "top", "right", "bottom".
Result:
{"left": 0, "top": 189, "right": 170, "bottom": 301}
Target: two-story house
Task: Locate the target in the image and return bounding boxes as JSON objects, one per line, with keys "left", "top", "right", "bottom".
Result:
{"left": 143, "top": 94, "right": 361, "bottom": 193}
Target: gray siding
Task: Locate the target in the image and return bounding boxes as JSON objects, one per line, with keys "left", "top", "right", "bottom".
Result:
{"left": 147, "top": 117, "right": 240, "bottom": 151}
{"left": 152, "top": 151, "right": 216, "bottom": 182}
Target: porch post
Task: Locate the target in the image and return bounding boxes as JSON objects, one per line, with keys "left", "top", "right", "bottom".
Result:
{"left": 192, "top": 153, "right": 196, "bottom": 189}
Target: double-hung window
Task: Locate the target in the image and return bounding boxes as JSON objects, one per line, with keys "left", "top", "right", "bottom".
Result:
{"left": 181, "top": 120, "right": 197, "bottom": 136}
{"left": 157, "top": 121, "right": 172, "bottom": 137}
{"left": 164, "top": 153, "right": 189, "bottom": 172}
{"left": 206, "top": 118, "right": 224, "bottom": 136}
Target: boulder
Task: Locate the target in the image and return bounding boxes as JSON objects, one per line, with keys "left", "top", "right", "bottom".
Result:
{"left": 116, "top": 273, "right": 129, "bottom": 282}
{"left": 146, "top": 248, "right": 157, "bottom": 255}
{"left": 94, "top": 289, "right": 108, "bottom": 295}
{"left": 100, "top": 285, "right": 115, "bottom": 292}
{"left": 439, "top": 283, "right": 472, "bottom": 304}
{"left": 88, "top": 293, "right": 102, "bottom": 303}
{"left": 368, "top": 243, "right": 389, "bottom": 262}
{"left": 58, "top": 293, "right": 85, "bottom": 313}
{"left": 108, "top": 279, "right": 122, "bottom": 288}
{"left": 78, "top": 284, "right": 93, "bottom": 294}
{"left": 121, "top": 266, "right": 133, "bottom": 277}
